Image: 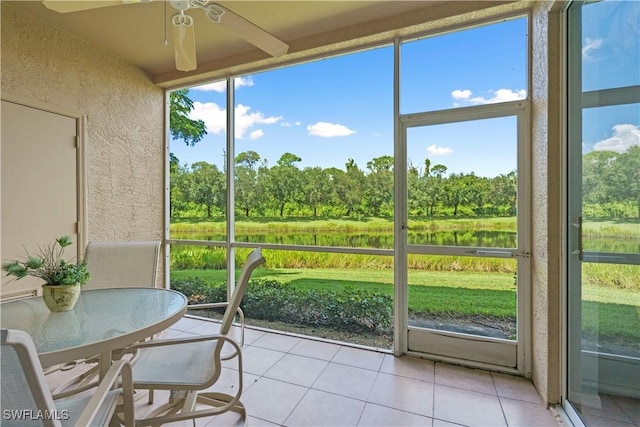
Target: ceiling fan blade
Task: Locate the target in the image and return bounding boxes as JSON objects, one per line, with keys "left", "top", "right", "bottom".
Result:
{"left": 42, "top": 0, "right": 148, "bottom": 13}
{"left": 172, "top": 13, "right": 198, "bottom": 72}
{"left": 212, "top": 3, "right": 289, "bottom": 57}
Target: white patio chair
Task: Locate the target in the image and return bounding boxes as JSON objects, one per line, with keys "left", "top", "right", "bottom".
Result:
{"left": 1, "top": 328, "right": 135, "bottom": 427}
{"left": 83, "top": 240, "right": 161, "bottom": 290}
{"left": 124, "top": 248, "right": 265, "bottom": 427}
{"left": 49, "top": 240, "right": 161, "bottom": 397}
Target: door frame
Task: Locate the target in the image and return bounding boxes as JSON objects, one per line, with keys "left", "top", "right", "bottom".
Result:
{"left": 563, "top": 2, "right": 640, "bottom": 420}
{"left": 393, "top": 100, "right": 531, "bottom": 375}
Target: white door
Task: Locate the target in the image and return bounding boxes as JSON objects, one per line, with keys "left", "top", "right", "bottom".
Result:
{"left": 395, "top": 101, "right": 530, "bottom": 372}
{"left": 1, "top": 100, "right": 79, "bottom": 298}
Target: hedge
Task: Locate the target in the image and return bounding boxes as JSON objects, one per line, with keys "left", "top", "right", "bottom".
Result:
{"left": 171, "top": 277, "right": 392, "bottom": 332}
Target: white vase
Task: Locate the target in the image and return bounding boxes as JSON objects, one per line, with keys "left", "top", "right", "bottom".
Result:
{"left": 41, "top": 284, "right": 81, "bottom": 312}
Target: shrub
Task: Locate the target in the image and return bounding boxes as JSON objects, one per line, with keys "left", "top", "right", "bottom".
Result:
{"left": 171, "top": 277, "right": 392, "bottom": 332}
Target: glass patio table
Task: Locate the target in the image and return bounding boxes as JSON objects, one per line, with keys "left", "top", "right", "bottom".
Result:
{"left": 0, "top": 287, "right": 187, "bottom": 378}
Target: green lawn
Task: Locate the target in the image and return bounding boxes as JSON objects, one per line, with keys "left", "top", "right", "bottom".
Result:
{"left": 171, "top": 266, "right": 638, "bottom": 341}
{"left": 172, "top": 267, "right": 516, "bottom": 317}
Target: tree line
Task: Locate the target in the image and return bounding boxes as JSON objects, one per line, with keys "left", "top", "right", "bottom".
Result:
{"left": 169, "top": 89, "right": 640, "bottom": 220}
{"left": 170, "top": 151, "right": 518, "bottom": 218}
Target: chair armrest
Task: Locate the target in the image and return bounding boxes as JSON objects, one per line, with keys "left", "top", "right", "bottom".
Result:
{"left": 124, "top": 333, "right": 240, "bottom": 351}
{"left": 187, "top": 302, "right": 229, "bottom": 310}
{"left": 74, "top": 359, "right": 134, "bottom": 427}
{"left": 186, "top": 303, "right": 246, "bottom": 348}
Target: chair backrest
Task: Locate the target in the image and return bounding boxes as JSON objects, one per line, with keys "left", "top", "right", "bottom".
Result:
{"left": 83, "top": 240, "right": 160, "bottom": 290}
{"left": 1, "top": 329, "right": 60, "bottom": 427}
{"left": 219, "top": 248, "right": 265, "bottom": 336}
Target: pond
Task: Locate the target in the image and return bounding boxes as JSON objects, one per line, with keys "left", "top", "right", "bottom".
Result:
{"left": 171, "top": 229, "right": 638, "bottom": 253}
{"left": 171, "top": 230, "right": 517, "bottom": 249}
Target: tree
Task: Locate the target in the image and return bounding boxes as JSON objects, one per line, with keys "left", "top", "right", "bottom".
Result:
{"left": 491, "top": 171, "right": 517, "bottom": 216}
{"left": 302, "top": 167, "right": 332, "bottom": 217}
{"left": 169, "top": 156, "right": 192, "bottom": 217}
{"left": 235, "top": 151, "right": 261, "bottom": 169}
{"left": 168, "top": 89, "right": 208, "bottom": 218}
{"left": 442, "top": 173, "right": 474, "bottom": 216}
{"left": 365, "top": 156, "right": 394, "bottom": 216}
{"left": 169, "top": 89, "right": 207, "bottom": 146}
{"left": 277, "top": 152, "right": 302, "bottom": 167}
{"left": 366, "top": 155, "right": 393, "bottom": 173}
{"left": 190, "top": 161, "right": 225, "bottom": 217}
{"left": 603, "top": 146, "right": 640, "bottom": 218}
{"left": 425, "top": 164, "right": 447, "bottom": 216}
{"left": 234, "top": 151, "right": 263, "bottom": 217}
{"left": 333, "top": 159, "right": 365, "bottom": 216}
{"left": 468, "top": 175, "right": 491, "bottom": 215}
{"left": 407, "top": 161, "right": 423, "bottom": 215}
{"left": 265, "top": 153, "right": 303, "bottom": 216}
{"left": 582, "top": 150, "right": 618, "bottom": 205}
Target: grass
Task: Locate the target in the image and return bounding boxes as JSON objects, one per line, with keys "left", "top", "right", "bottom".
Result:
{"left": 171, "top": 265, "right": 638, "bottom": 341}
{"left": 171, "top": 215, "right": 521, "bottom": 233}
{"left": 172, "top": 267, "right": 516, "bottom": 318}
{"left": 171, "top": 216, "right": 396, "bottom": 233}
{"left": 169, "top": 215, "right": 639, "bottom": 344}
{"left": 582, "top": 218, "right": 640, "bottom": 238}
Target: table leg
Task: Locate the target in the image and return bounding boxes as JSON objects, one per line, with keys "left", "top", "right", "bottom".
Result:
{"left": 98, "top": 350, "right": 113, "bottom": 379}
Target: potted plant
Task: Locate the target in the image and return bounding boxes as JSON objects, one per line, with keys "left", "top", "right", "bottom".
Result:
{"left": 2, "top": 236, "right": 90, "bottom": 312}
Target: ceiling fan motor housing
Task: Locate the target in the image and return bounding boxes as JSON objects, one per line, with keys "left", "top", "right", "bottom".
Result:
{"left": 169, "top": 1, "right": 191, "bottom": 11}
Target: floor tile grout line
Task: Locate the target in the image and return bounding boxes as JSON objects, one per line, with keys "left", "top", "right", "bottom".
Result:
{"left": 496, "top": 388, "right": 512, "bottom": 426}
{"left": 431, "top": 361, "right": 436, "bottom": 420}
{"left": 490, "top": 369, "right": 511, "bottom": 426}
{"left": 280, "top": 383, "right": 314, "bottom": 427}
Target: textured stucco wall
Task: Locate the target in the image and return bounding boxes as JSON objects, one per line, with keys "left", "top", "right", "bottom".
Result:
{"left": 530, "top": 1, "right": 564, "bottom": 404}
{"left": 1, "top": 3, "right": 165, "bottom": 282}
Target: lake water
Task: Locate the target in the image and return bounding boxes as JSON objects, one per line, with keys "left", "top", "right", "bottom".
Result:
{"left": 171, "top": 229, "right": 638, "bottom": 253}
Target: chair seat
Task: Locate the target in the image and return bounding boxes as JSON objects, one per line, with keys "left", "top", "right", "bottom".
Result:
{"left": 125, "top": 248, "right": 265, "bottom": 426}
{"left": 132, "top": 341, "right": 219, "bottom": 388}
{"left": 56, "top": 389, "right": 120, "bottom": 427}
{"left": 1, "top": 329, "right": 134, "bottom": 427}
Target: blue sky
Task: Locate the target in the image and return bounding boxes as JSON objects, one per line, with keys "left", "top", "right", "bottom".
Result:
{"left": 171, "top": 5, "right": 639, "bottom": 177}
{"left": 580, "top": 0, "right": 639, "bottom": 154}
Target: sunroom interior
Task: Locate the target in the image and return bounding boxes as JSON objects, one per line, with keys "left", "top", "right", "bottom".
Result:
{"left": 1, "top": 1, "right": 638, "bottom": 427}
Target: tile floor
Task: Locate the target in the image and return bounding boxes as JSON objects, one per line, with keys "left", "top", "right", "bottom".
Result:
{"left": 122, "top": 315, "right": 563, "bottom": 427}
{"left": 46, "top": 315, "right": 566, "bottom": 426}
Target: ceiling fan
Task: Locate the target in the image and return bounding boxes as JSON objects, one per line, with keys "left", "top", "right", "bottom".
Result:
{"left": 41, "top": 0, "right": 290, "bottom": 72}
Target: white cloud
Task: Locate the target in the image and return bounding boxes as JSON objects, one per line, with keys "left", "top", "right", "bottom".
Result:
{"left": 307, "top": 122, "right": 355, "bottom": 137}
{"left": 235, "top": 77, "right": 255, "bottom": 89}
{"left": 191, "top": 101, "right": 226, "bottom": 134}
{"left": 593, "top": 124, "right": 640, "bottom": 153}
{"left": 281, "top": 122, "right": 292, "bottom": 127}
{"left": 452, "top": 89, "right": 526, "bottom": 106}
{"left": 249, "top": 129, "right": 264, "bottom": 140}
{"left": 452, "top": 89, "right": 472, "bottom": 99}
{"left": 582, "top": 37, "right": 603, "bottom": 61}
{"left": 235, "top": 104, "right": 282, "bottom": 139}
{"left": 295, "top": 121, "right": 302, "bottom": 126}
{"left": 193, "top": 76, "right": 255, "bottom": 92}
{"left": 190, "top": 102, "right": 281, "bottom": 138}
{"left": 426, "top": 144, "right": 453, "bottom": 156}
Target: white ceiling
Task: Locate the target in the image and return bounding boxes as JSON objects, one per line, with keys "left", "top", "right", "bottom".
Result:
{"left": 6, "top": 1, "right": 520, "bottom": 87}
